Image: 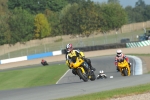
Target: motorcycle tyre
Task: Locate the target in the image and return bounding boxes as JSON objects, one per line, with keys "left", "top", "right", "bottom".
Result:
{"left": 90, "top": 71, "right": 96, "bottom": 81}
{"left": 123, "top": 68, "right": 128, "bottom": 76}
{"left": 77, "top": 68, "right": 88, "bottom": 82}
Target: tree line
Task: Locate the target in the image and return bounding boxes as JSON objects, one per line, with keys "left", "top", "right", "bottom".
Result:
{"left": 0, "top": 0, "right": 149, "bottom": 45}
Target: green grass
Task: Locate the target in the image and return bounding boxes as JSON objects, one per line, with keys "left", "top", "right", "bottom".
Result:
{"left": 58, "top": 83, "right": 150, "bottom": 100}
{"left": 0, "top": 64, "right": 68, "bottom": 90}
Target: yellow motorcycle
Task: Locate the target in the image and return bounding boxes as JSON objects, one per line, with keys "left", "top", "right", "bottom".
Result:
{"left": 68, "top": 56, "right": 96, "bottom": 82}
{"left": 117, "top": 58, "right": 131, "bottom": 76}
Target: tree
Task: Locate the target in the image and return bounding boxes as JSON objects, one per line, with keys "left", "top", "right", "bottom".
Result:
{"left": 60, "top": 3, "right": 80, "bottom": 35}
{"left": 133, "top": 6, "right": 145, "bottom": 22}
{"left": 34, "top": 13, "right": 51, "bottom": 39}
{"left": 98, "top": 3, "right": 127, "bottom": 32}
{"left": 8, "top": 0, "right": 47, "bottom": 14}
{"left": 0, "top": 0, "right": 11, "bottom": 45}
{"left": 108, "top": 0, "right": 120, "bottom": 4}
{"left": 125, "top": 6, "right": 134, "bottom": 23}
{"left": 135, "top": 0, "right": 146, "bottom": 7}
{"left": 44, "top": 9, "right": 61, "bottom": 36}
{"left": 67, "top": 0, "right": 83, "bottom": 4}
{"left": 8, "top": 0, "right": 68, "bottom": 13}
{"left": 145, "top": 5, "right": 150, "bottom": 21}
{"left": 8, "top": 7, "right": 34, "bottom": 44}
{"left": 46, "top": 0, "right": 68, "bottom": 12}
{"left": 0, "top": 15, "right": 10, "bottom": 45}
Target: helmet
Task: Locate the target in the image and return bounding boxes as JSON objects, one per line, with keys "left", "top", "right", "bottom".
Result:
{"left": 66, "top": 43, "right": 73, "bottom": 52}
{"left": 116, "top": 49, "right": 122, "bottom": 57}
{"left": 99, "top": 70, "right": 104, "bottom": 73}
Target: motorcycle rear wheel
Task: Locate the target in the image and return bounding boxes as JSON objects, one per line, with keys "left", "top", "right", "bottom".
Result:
{"left": 90, "top": 71, "right": 96, "bottom": 81}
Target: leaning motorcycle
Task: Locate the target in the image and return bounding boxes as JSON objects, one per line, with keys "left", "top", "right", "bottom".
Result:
{"left": 117, "top": 58, "right": 131, "bottom": 76}
{"left": 69, "top": 56, "right": 96, "bottom": 82}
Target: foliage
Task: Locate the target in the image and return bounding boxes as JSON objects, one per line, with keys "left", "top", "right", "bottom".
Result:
{"left": 47, "top": 0, "right": 68, "bottom": 12}
{"left": 60, "top": 0, "right": 101, "bottom": 36}
{"left": 8, "top": 0, "right": 68, "bottom": 14}
{"left": 97, "top": 3, "right": 127, "bottom": 32}
{"left": 67, "top": 0, "right": 82, "bottom": 4}
{"left": 8, "top": 7, "right": 34, "bottom": 44}
{"left": 0, "top": 15, "right": 10, "bottom": 45}
{"left": 0, "top": 0, "right": 8, "bottom": 15}
{"left": 2, "top": 0, "right": 150, "bottom": 45}
{"left": 135, "top": 0, "right": 146, "bottom": 7}
{"left": 60, "top": 3, "right": 80, "bottom": 35}
{"left": 44, "top": 9, "right": 61, "bottom": 36}
{"left": 8, "top": 0, "right": 47, "bottom": 14}
{"left": 34, "top": 13, "right": 51, "bottom": 39}
{"left": 125, "top": 0, "right": 150, "bottom": 23}
{"left": 108, "top": 0, "right": 120, "bottom": 4}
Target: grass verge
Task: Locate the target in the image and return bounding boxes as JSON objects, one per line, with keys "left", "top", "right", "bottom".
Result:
{"left": 0, "top": 64, "right": 68, "bottom": 90}
{"left": 58, "top": 83, "right": 150, "bottom": 100}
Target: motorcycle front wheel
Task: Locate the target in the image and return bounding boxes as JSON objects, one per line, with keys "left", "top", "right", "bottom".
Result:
{"left": 77, "top": 68, "right": 88, "bottom": 82}
{"left": 123, "top": 68, "right": 128, "bottom": 76}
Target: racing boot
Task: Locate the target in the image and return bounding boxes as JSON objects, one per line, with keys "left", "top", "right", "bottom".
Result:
{"left": 84, "top": 58, "right": 96, "bottom": 71}
{"left": 90, "top": 66, "right": 96, "bottom": 71}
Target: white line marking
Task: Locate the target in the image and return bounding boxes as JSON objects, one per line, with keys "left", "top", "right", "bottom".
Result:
{"left": 56, "top": 69, "right": 70, "bottom": 84}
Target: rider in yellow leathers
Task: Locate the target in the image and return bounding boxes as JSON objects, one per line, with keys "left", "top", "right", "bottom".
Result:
{"left": 65, "top": 43, "right": 96, "bottom": 75}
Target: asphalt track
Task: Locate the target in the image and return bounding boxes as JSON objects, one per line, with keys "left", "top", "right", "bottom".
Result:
{"left": 0, "top": 56, "right": 150, "bottom": 100}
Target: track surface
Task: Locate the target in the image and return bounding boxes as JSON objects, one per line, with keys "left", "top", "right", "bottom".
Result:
{"left": 0, "top": 56, "right": 150, "bottom": 100}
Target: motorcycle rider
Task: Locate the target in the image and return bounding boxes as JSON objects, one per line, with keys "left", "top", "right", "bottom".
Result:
{"left": 65, "top": 43, "right": 96, "bottom": 75}
{"left": 115, "top": 49, "right": 131, "bottom": 72}
{"left": 41, "top": 59, "right": 48, "bottom": 66}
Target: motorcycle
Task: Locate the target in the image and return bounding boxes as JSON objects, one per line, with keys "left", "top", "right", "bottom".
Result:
{"left": 97, "top": 70, "right": 107, "bottom": 79}
{"left": 117, "top": 58, "right": 131, "bottom": 76}
{"left": 41, "top": 59, "right": 49, "bottom": 66}
{"left": 69, "top": 56, "right": 96, "bottom": 82}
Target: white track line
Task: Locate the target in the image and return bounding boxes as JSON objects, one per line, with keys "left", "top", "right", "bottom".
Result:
{"left": 56, "top": 69, "right": 70, "bottom": 84}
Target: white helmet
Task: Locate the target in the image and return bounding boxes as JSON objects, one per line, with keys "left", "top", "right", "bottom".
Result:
{"left": 116, "top": 49, "right": 122, "bottom": 57}
{"left": 99, "top": 70, "right": 104, "bottom": 73}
